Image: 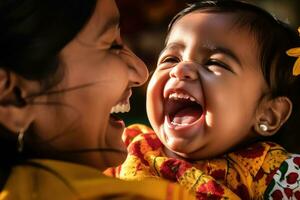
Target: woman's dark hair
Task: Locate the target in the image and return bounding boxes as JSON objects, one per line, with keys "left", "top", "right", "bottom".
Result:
{"left": 0, "top": 0, "right": 97, "bottom": 88}
{"left": 0, "top": 0, "right": 97, "bottom": 186}
{"left": 167, "top": 0, "right": 300, "bottom": 153}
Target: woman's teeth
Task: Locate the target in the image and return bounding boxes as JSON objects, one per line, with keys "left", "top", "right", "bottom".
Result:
{"left": 110, "top": 103, "right": 130, "bottom": 114}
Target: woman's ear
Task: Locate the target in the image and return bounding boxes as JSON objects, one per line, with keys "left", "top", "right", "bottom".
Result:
{"left": 0, "top": 69, "right": 36, "bottom": 133}
{"left": 254, "top": 96, "right": 292, "bottom": 137}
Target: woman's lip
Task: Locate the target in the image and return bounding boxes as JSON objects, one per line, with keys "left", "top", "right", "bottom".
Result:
{"left": 108, "top": 89, "right": 132, "bottom": 128}
{"left": 109, "top": 114, "right": 125, "bottom": 127}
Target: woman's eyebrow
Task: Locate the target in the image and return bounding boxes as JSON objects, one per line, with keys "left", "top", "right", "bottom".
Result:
{"left": 96, "top": 15, "right": 120, "bottom": 38}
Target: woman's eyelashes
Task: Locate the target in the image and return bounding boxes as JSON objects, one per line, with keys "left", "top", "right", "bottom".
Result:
{"left": 110, "top": 41, "right": 124, "bottom": 50}
{"left": 110, "top": 33, "right": 124, "bottom": 50}
{"left": 109, "top": 41, "right": 125, "bottom": 55}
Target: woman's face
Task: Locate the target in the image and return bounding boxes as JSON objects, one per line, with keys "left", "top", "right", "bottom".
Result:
{"left": 30, "top": 0, "right": 148, "bottom": 169}
{"left": 147, "top": 12, "right": 267, "bottom": 159}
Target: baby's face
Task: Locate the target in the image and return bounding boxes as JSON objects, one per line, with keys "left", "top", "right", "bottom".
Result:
{"left": 146, "top": 11, "right": 268, "bottom": 159}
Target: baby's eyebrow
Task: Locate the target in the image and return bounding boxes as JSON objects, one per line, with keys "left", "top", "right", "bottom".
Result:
{"left": 203, "top": 43, "right": 242, "bottom": 67}
{"left": 159, "top": 42, "right": 242, "bottom": 68}
{"left": 159, "top": 43, "right": 184, "bottom": 58}
{"left": 211, "top": 46, "right": 242, "bottom": 67}
{"left": 201, "top": 39, "right": 241, "bottom": 66}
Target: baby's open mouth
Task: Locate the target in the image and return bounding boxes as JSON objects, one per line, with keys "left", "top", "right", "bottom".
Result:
{"left": 165, "top": 92, "right": 203, "bottom": 127}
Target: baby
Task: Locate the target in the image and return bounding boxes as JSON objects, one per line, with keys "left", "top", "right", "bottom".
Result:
{"left": 105, "top": 0, "right": 300, "bottom": 199}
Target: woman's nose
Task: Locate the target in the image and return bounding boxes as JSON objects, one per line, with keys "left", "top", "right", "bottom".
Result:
{"left": 124, "top": 48, "right": 149, "bottom": 87}
{"left": 169, "top": 61, "right": 198, "bottom": 81}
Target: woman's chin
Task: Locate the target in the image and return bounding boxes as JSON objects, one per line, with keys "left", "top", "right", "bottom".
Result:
{"left": 103, "top": 117, "right": 127, "bottom": 167}
{"left": 105, "top": 114, "right": 127, "bottom": 151}
{"left": 109, "top": 114, "right": 126, "bottom": 129}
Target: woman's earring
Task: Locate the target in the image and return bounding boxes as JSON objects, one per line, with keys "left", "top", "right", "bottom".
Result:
{"left": 17, "top": 129, "right": 25, "bottom": 153}
{"left": 259, "top": 124, "right": 268, "bottom": 132}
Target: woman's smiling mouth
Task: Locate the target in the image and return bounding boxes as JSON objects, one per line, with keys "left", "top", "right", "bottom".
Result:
{"left": 109, "top": 89, "right": 132, "bottom": 127}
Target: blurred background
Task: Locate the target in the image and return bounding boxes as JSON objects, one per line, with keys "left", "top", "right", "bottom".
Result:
{"left": 115, "top": 0, "right": 300, "bottom": 126}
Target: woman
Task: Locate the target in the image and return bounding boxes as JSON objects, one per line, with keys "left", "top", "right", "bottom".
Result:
{"left": 0, "top": 0, "right": 194, "bottom": 199}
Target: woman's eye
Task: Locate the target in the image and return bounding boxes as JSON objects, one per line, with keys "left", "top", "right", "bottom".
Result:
{"left": 110, "top": 42, "right": 124, "bottom": 50}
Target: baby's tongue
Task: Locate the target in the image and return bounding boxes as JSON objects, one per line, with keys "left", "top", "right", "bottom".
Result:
{"left": 172, "top": 107, "right": 202, "bottom": 125}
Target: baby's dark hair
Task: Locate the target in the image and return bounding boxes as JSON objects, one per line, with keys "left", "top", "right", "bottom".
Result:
{"left": 168, "top": 0, "right": 300, "bottom": 153}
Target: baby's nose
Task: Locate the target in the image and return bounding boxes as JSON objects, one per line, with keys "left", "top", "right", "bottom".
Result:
{"left": 169, "top": 61, "right": 198, "bottom": 81}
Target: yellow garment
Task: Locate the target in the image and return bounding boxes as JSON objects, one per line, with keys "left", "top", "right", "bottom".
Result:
{"left": 0, "top": 159, "right": 195, "bottom": 200}
{"left": 105, "top": 124, "right": 289, "bottom": 200}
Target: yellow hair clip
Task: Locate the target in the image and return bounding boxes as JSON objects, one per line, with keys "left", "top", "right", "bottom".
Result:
{"left": 286, "top": 27, "right": 300, "bottom": 76}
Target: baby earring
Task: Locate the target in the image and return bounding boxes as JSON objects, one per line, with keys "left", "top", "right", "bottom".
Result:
{"left": 259, "top": 123, "right": 268, "bottom": 132}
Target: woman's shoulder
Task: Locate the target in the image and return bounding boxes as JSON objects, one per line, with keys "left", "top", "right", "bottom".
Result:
{"left": 0, "top": 159, "right": 195, "bottom": 200}
{"left": 1, "top": 159, "right": 103, "bottom": 199}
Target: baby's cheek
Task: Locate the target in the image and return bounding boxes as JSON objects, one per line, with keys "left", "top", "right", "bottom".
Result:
{"left": 146, "top": 78, "right": 165, "bottom": 128}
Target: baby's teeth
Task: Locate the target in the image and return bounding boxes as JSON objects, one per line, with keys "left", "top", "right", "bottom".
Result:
{"left": 171, "top": 121, "right": 189, "bottom": 126}
{"left": 110, "top": 103, "right": 130, "bottom": 114}
{"left": 169, "top": 92, "right": 196, "bottom": 102}
{"left": 189, "top": 97, "right": 196, "bottom": 101}
{"left": 169, "top": 93, "right": 177, "bottom": 99}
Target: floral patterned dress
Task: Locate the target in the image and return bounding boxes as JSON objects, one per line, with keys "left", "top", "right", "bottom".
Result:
{"left": 264, "top": 154, "right": 300, "bottom": 199}
{"left": 104, "top": 124, "right": 300, "bottom": 200}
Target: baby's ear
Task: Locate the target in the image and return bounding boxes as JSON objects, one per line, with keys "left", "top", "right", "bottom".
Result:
{"left": 254, "top": 96, "right": 292, "bottom": 137}
{"left": 0, "top": 69, "right": 35, "bottom": 133}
